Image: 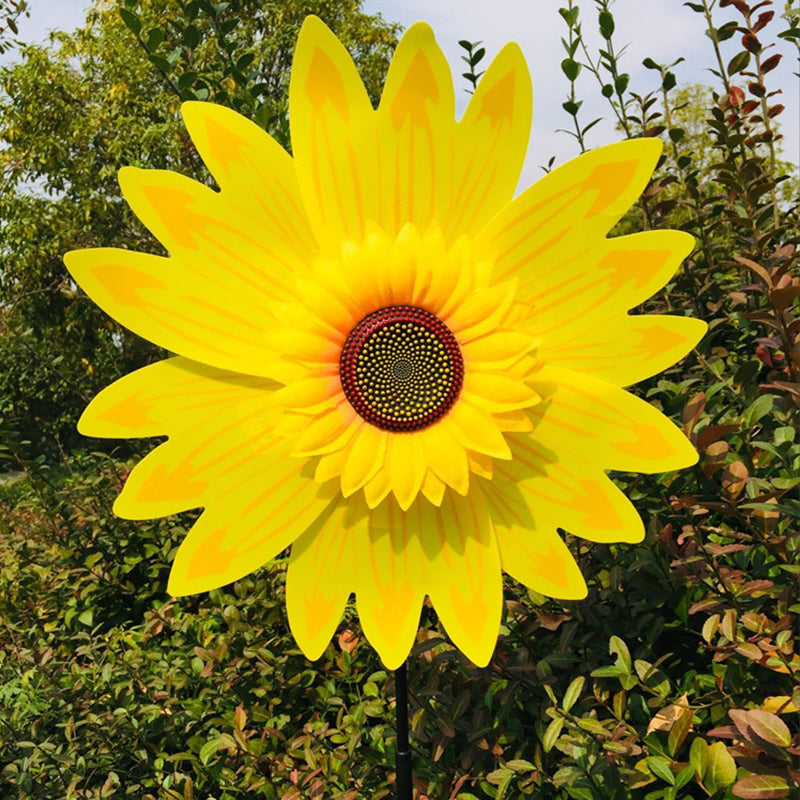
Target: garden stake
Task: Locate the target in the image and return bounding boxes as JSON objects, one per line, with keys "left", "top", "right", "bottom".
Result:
{"left": 395, "top": 661, "right": 413, "bottom": 800}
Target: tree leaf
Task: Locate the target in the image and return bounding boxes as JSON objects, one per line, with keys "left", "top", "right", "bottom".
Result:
{"left": 562, "top": 676, "right": 585, "bottom": 713}
{"left": 745, "top": 710, "right": 792, "bottom": 748}
{"left": 733, "top": 774, "right": 792, "bottom": 799}
{"left": 705, "top": 742, "right": 737, "bottom": 793}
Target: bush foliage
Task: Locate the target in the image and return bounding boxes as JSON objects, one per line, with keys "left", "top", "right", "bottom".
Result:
{"left": 0, "top": 0, "right": 798, "bottom": 798}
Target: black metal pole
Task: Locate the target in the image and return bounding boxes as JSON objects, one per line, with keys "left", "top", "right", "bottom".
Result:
{"left": 395, "top": 661, "right": 413, "bottom": 800}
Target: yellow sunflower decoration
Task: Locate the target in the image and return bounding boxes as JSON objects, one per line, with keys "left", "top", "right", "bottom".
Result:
{"left": 64, "top": 17, "right": 706, "bottom": 670}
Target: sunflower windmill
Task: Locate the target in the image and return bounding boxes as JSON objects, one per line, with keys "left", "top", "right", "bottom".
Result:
{"left": 65, "top": 16, "right": 705, "bottom": 798}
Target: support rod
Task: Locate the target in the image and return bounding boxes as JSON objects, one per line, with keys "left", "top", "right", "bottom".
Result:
{"left": 395, "top": 661, "right": 412, "bottom": 800}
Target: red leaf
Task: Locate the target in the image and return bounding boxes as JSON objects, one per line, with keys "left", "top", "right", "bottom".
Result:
{"left": 733, "top": 773, "right": 792, "bottom": 799}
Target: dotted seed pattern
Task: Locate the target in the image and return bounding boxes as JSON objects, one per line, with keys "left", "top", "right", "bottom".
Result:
{"left": 339, "top": 305, "right": 464, "bottom": 432}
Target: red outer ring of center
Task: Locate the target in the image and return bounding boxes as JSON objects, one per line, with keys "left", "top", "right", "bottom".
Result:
{"left": 339, "top": 305, "right": 463, "bottom": 432}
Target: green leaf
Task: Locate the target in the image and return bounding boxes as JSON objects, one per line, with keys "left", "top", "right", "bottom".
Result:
{"left": 728, "top": 50, "right": 751, "bottom": 74}
{"left": 506, "top": 759, "right": 535, "bottom": 772}
{"left": 558, "top": 7, "right": 580, "bottom": 26}
{"left": 487, "top": 767, "right": 513, "bottom": 785}
{"left": 78, "top": 609, "right": 93, "bottom": 627}
{"left": 663, "top": 71, "right": 677, "bottom": 91}
{"left": 705, "top": 742, "right": 737, "bottom": 793}
{"left": 183, "top": 24, "right": 200, "bottom": 49}
{"left": 177, "top": 71, "right": 198, "bottom": 90}
{"left": 146, "top": 27, "right": 165, "bottom": 50}
{"left": 561, "top": 58, "right": 581, "bottom": 81}
{"left": 591, "top": 665, "right": 625, "bottom": 678}
{"left": 675, "top": 764, "right": 695, "bottom": 790}
{"left": 647, "top": 757, "right": 676, "bottom": 785}
{"left": 598, "top": 10, "right": 615, "bottom": 38}
{"left": 610, "top": 635, "right": 631, "bottom": 672}
{"left": 562, "top": 676, "right": 585, "bottom": 713}
{"left": 744, "top": 395, "right": 774, "bottom": 427}
{"left": 774, "top": 426, "right": 795, "bottom": 445}
{"left": 543, "top": 717, "right": 564, "bottom": 752}
{"left": 690, "top": 737, "right": 708, "bottom": 777}
{"left": 601, "top": 83, "right": 614, "bottom": 98}
{"left": 119, "top": 9, "right": 141, "bottom": 36}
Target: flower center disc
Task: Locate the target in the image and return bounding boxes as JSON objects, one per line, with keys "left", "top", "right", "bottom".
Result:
{"left": 339, "top": 306, "right": 464, "bottom": 432}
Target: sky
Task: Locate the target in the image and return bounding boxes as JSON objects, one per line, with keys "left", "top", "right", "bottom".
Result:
{"left": 5, "top": 0, "right": 799, "bottom": 191}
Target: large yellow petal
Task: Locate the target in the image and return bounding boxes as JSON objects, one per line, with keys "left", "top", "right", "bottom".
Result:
{"left": 340, "top": 424, "right": 389, "bottom": 496}
{"left": 475, "top": 138, "right": 665, "bottom": 299}
{"left": 64, "top": 173, "right": 316, "bottom": 382}
{"left": 490, "top": 439, "right": 646, "bottom": 544}
{"left": 481, "top": 476, "right": 588, "bottom": 598}
{"left": 167, "top": 458, "right": 335, "bottom": 596}
{"left": 351, "top": 496, "right": 428, "bottom": 669}
{"left": 353, "top": 491, "right": 502, "bottom": 669}
{"left": 528, "top": 365, "right": 699, "bottom": 473}
{"left": 289, "top": 15, "right": 376, "bottom": 254}
{"left": 375, "top": 22, "right": 455, "bottom": 238}
{"left": 517, "top": 230, "right": 695, "bottom": 322}
{"left": 423, "top": 490, "right": 503, "bottom": 667}
{"left": 181, "top": 101, "right": 315, "bottom": 257}
{"left": 540, "top": 314, "right": 707, "bottom": 387}
{"left": 285, "top": 500, "right": 358, "bottom": 661}
{"left": 78, "top": 357, "right": 279, "bottom": 440}
{"left": 446, "top": 42, "right": 532, "bottom": 241}
{"left": 79, "top": 358, "right": 334, "bottom": 594}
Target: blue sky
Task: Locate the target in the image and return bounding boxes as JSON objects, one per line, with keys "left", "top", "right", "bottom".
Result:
{"left": 6, "top": 0, "right": 799, "bottom": 189}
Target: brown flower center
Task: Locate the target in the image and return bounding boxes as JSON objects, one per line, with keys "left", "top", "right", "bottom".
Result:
{"left": 339, "top": 305, "right": 463, "bottom": 432}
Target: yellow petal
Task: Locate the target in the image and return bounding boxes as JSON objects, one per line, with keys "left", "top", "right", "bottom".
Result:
{"left": 526, "top": 230, "right": 695, "bottom": 321}
{"left": 443, "top": 280, "right": 517, "bottom": 342}
{"left": 481, "top": 477, "right": 588, "bottom": 599}
{"left": 389, "top": 433, "right": 426, "bottom": 511}
{"left": 353, "top": 496, "right": 427, "bottom": 669}
{"left": 421, "top": 470, "right": 446, "bottom": 505}
{"left": 363, "top": 463, "right": 392, "bottom": 509}
{"left": 540, "top": 314, "right": 707, "bottom": 387}
{"left": 291, "top": 403, "right": 361, "bottom": 457}
{"left": 447, "top": 42, "right": 532, "bottom": 241}
{"left": 341, "top": 425, "right": 389, "bottom": 496}
{"left": 492, "top": 442, "right": 645, "bottom": 544}
{"left": 462, "top": 330, "right": 536, "bottom": 370}
{"left": 167, "top": 460, "right": 334, "bottom": 596}
{"left": 285, "top": 501, "right": 357, "bottom": 660}
{"left": 79, "top": 357, "right": 278, "bottom": 440}
{"left": 376, "top": 22, "right": 455, "bottom": 237}
{"left": 64, "top": 245, "right": 300, "bottom": 382}
{"left": 181, "top": 101, "right": 315, "bottom": 257}
{"left": 461, "top": 371, "right": 540, "bottom": 413}
{"left": 289, "top": 15, "right": 375, "bottom": 254}
{"left": 420, "top": 423, "right": 469, "bottom": 495}
{"left": 353, "top": 491, "right": 502, "bottom": 669}
{"left": 271, "top": 376, "right": 342, "bottom": 413}
{"left": 528, "top": 365, "right": 699, "bottom": 473}
{"left": 476, "top": 138, "right": 664, "bottom": 296}
{"left": 446, "top": 402, "right": 511, "bottom": 460}
{"left": 423, "top": 491, "right": 503, "bottom": 667}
